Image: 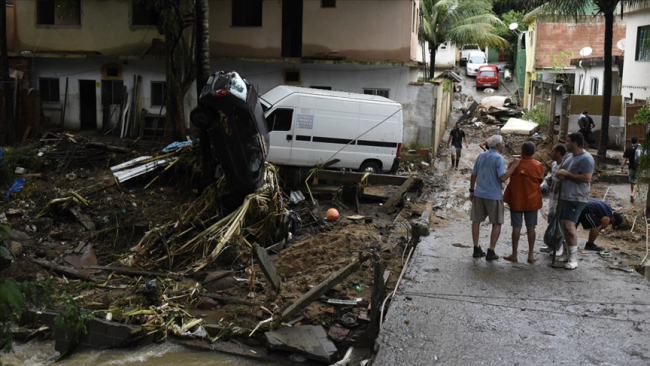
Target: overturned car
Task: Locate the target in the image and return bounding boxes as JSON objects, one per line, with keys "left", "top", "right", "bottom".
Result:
{"left": 191, "top": 71, "right": 269, "bottom": 198}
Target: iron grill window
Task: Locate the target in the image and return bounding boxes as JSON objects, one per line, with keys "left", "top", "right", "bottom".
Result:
{"left": 322, "top": 0, "right": 336, "bottom": 7}
{"left": 37, "top": 0, "right": 55, "bottom": 25}
{"left": 132, "top": 1, "right": 159, "bottom": 26}
{"left": 39, "top": 78, "right": 60, "bottom": 102}
{"left": 636, "top": 25, "right": 650, "bottom": 61}
{"left": 37, "top": 0, "right": 80, "bottom": 25}
{"left": 590, "top": 78, "right": 599, "bottom": 95}
{"left": 364, "top": 89, "right": 390, "bottom": 98}
{"left": 232, "top": 0, "right": 263, "bottom": 27}
{"left": 151, "top": 81, "right": 166, "bottom": 107}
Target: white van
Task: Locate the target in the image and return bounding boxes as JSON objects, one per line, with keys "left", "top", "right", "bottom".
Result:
{"left": 259, "top": 86, "right": 403, "bottom": 173}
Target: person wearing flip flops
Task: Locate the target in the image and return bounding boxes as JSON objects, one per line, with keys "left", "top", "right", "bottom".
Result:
{"left": 577, "top": 199, "right": 624, "bottom": 251}
{"left": 555, "top": 133, "right": 596, "bottom": 270}
{"left": 503, "top": 142, "right": 544, "bottom": 264}
{"left": 469, "top": 135, "right": 520, "bottom": 260}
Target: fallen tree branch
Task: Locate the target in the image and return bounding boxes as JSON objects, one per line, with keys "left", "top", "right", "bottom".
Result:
{"left": 85, "top": 141, "right": 131, "bottom": 154}
{"left": 84, "top": 265, "right": 186, "bottom": 281}
{"left": 197, "top": 292, "right": 256, "bottom": 306}
{"left": 31, "top": 258, "right": 100, "bottom": 282}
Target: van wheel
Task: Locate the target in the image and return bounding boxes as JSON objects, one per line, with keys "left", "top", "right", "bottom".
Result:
{"left": 359, "top": 161, "right": 381, "bottom": 173}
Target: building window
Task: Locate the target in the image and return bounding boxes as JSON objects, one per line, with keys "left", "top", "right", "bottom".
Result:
{"left": 283, "top": 70, "right": 301, "bottom": 84}
{"left": 636, "top": 25, "right": 650, "bottom": 61}
{"left": 39, "top": 78, "right": 60, "bottom": 102}
{"left": 151, "top": 81, "right": 166, "bottom": 107}
{"left": 266, "top": 108, "right": 293, "bottom": 132}
{"left": 590, "top": 77, "right": 599, "bottom": 95}
{"left": 232, "top": 0, "right": 262, "bottom": 27}
{"left": 577, "top": 74, "right": 583, "bottom": 93}
{"left": 106, "top": 68, "right": 119, "bottom": 77}
{"left": 364, "top": 89, "right": 390, "bottom": 98}
{"left": 132, "top": 1, "right": 159, "bottom": 26}
{"left": 310, "top": 86, "right": 331, "bottom": 90}
{"left": 37, "top": 0, "right": 81, "bottom": 25}
{"left": 322, "top": 0, "right": 336, "bottom": 8}
{"left": 103, "top": 80, "right": 124, "bottom": 105}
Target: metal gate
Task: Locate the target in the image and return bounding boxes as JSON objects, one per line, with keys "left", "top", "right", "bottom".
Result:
{"left": 625, "top": 102, "right": 647, "bottom": 148}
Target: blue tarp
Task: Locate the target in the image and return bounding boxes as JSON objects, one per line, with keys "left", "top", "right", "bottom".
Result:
{"left": 162, "top": 141, "right": 191, "bottom": 153}
{"left": 6, "top": 178, "right": 26, "bottom": 199}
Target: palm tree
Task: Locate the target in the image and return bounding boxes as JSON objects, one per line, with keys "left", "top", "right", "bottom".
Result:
{"left": 419, "top": 0, "right": 509, "bottom": 79}
{"left": 527, "top": 0, "right": 649, "bottom": 158}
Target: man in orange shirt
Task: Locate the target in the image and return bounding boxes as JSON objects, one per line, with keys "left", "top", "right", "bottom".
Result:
{"left": 503, "top": 141, "right": 544, "bottom": 263}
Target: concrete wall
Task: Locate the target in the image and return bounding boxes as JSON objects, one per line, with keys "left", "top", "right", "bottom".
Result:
{"left": 32, "top": 57, "right": 416, "bottom": 131}
{"left": 14, "top": 1, "right": 159, "bottom": 55}
{"left": 621, "top": 8, "right": 650, "bottom": 101}
{"left": 569, "top": 95, "right": 626, "bottom": 147}
{"left": 401, "top": 82, "right": 452, "bottom": 154}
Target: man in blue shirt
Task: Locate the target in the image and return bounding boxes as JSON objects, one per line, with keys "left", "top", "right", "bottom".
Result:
{"left": 469, "top": 135, "right": 520, "bottom": 260}
{"left": 578, "top": 199, "right": 623, "bottom": 252}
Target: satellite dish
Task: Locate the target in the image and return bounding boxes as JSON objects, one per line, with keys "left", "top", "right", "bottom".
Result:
{"left": 617, "top": 39, "right": 626, "bottom": 51}
{"left": 580, "top": 47, "right": 593, "bottom": 57}
{"left": 509, "top": 23, "right": 519, "bottom": 31}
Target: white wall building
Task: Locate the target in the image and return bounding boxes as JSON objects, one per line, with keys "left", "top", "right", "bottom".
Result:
{"left": 621, "top": 4, "right": 650, "bottom": 102}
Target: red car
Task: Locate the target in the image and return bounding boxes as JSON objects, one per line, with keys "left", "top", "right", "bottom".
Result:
{"left": 476, "top": 65, "right": 499, "bottom": 90}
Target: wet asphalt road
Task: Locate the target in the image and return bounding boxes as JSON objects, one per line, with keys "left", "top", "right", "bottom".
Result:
{"left": 374, "top": 198, "right": 650, "bottom": 364}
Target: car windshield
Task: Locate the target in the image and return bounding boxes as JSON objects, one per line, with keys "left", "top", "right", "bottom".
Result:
{"left": 480, "top": 71, "right": 495, "bottom": 77}
{"left": 465, "top": 45, "right": 479, "bottom": 50}
{"left": 470, "top": 56, "right": 486, "bottom": 64}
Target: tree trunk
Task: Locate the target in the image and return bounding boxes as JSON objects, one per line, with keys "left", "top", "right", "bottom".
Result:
{"left": 597, "top": 10, "right": 614, "bottom": 157}
{"left": 0, "top": 2, "right": 14, "bottom": 145}
{"left": 428, "top": 42, "right": 437, "bottom": 80}
{"left": 195, "top": 0, "right": 214, "bottom": 188}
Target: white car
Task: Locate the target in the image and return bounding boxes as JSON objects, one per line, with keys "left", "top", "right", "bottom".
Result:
{"left": 466, "top": 51, "right": 488, "bottom": 77}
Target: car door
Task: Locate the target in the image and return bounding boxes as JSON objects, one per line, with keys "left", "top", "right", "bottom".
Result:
{"left": 265, "top": 107, "right": 295, "bottom": 165}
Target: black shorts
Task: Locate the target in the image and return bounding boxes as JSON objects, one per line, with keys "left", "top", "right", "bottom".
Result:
{"left": 578, "top": 212, "right": 601, "bottom": 230}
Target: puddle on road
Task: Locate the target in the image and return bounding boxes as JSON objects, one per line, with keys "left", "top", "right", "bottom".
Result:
{"left": 0, "top": 341, "right": 264, "bottom": 366}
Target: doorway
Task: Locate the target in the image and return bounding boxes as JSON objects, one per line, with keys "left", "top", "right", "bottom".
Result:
{"left": 281, "top": 0, "right": 303, "bottom": 58}
{"left": 79, "top": 80, "right": 97, "bottom": 130}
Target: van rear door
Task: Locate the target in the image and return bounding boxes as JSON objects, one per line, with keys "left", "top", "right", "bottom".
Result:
{"left": 265, "top": 107, "right": 295, "bottom": 164}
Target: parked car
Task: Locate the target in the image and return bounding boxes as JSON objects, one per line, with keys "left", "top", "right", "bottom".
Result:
{"left": 459, "top": 44, "right": 481, "bottom": 65}
{"left": 476, "top": 65, "right": 499, "bottom": 89}
{"left": 466, "top": 51, "right": 488, "bottom": 77}
{"left": 190, "top": 71, "right": 269, "bottom": 197}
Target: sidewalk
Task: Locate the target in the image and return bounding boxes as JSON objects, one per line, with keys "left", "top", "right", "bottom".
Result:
{"left": 373, "top": 215, "right": 650, "bottom": 365}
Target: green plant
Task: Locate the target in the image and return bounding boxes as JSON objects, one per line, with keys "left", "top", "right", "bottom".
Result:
{"left": 524, "top": 103, "right": 549, "bottom": 131}
{"left": 55, "top": 292, "right": 88, "bottom": 336}
{"left": 549, "top": 50, "right": 575, "bottom": 84}
{"left": 630, "top": 100, "right": 650, "bottom": 186}
{"left": 442, "top": 79, "right": 452, "bottom": 93}
{"left": 0, "top": 279, "right": 23, "bottom": 353}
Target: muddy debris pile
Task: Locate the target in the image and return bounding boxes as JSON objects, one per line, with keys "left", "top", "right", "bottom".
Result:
{"left": 1, "top": 134, "right": 435, "bottom": 363}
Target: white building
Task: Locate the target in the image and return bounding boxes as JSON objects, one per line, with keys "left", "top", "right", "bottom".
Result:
{"left": 621, "top": 4, "right": 650, "bottom": 102}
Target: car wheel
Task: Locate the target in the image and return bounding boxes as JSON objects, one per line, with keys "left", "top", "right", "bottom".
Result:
{"left": 359, "top": 161, "right": 381, "bottom": 173}
{"left": 190, "top": 107, "right": 213, "bottom": 129}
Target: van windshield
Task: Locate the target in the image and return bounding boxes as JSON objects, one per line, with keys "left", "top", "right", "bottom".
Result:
{"left": 470, "top": 56, "right": 486, "bottom": 64}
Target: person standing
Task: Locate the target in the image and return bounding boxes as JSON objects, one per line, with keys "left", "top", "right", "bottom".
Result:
{"left": 621, "top": 136, "right": 642, "bottom": 203}
{"left": 555, "top": 132, "right": 596, "bottom": 270}
{"left": 503, "top": 141, "right": 544, "bottom": 264}
{"left": 469, "top": 135, "right": 520, "bottom": 260}
{"left": 578, "top": 198, "right": 623, "bottom": 252}
{"left": 447, "top": 122, "right": 469, "bottom": 170}
{"left": 577, "top": 109, "right": 596, "bottom": 150}
{"left": 540, "top": 144, "right": 567, "bottom": 257}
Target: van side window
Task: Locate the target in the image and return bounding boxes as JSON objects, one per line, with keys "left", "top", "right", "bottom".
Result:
{"left": 267, "top": 108, "right": 293, "bottom": 131}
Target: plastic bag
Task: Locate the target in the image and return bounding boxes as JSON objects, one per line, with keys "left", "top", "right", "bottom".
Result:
{"left": 543, "top": 211, "right": 564, "bottom": 251}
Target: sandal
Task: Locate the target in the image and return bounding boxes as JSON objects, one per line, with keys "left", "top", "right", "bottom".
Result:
{"left": 504, "top": 254, "right": 518, "bottom": 263}
{"left": 527, "top": 258, "right": 537, "bottom": 264}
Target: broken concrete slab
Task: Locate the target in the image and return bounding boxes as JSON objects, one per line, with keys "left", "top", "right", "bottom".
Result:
{"left": 69, "top": 206, "right": 96, "bottom": 231}
{"left": 500, "top": 118, "right": 539, "bottom": 135}
{"left": 281, "top": 254, "right": 370, "bottom": 321}
{"left": 253, "top": 244, "right": 281, "bottom": 292}
{"left": 380, "top": 177, "right": 415, "bottom": 214}
{"left": 480, "top": 96, "right": 512, "bottom": 108}
{"left": 265, "top": 325, "right": 337, "bottom": 362}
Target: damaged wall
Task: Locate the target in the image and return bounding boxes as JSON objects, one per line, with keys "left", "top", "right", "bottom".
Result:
{"left": 402, "top": 82, "right": 451, "bottom": 153}
{"left": 569, "top": 95, "right": 625, "bottom": 148}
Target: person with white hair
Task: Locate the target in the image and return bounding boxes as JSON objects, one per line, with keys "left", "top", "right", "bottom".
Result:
{"left": 469, "top": 134, "right": 520, "bottom": 260}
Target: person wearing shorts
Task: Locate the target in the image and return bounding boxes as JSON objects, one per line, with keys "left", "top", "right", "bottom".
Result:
{"left": 503, "top": 142, "right": 544, "bottom": 264}
{"left": 577, "top": 199, "right": 623, "bottom": 252}
{"left": 447, "top": 122, "right": 468, "bottom": 170}
{"left": 469, "top": 135, "right": 519, "bottom": 260}
{"left": 556, "top": 132, "right": 595, "bottom": 269}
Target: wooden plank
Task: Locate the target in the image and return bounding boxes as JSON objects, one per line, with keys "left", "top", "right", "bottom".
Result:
{"left": 85, "top": 265, "right": 186, "bottom": 281}
{"left": 361, "top": 185, "right": 397, "bottom": 200}
{"left": 380, "top": 177, "right": 414, "bottom": 214}
{"left": 197, "top": 293, "right": 256, "bottom": 306}
{"left": 253, "top": 244, "right": 281, "bottom": 292}
{"left": 31, "top": 258, "right": 100, "bottom": 282}
{"left": 281, "top": 254, "right": 370, "bottom": 321}
{"left": 21, "top": 126, "right": 31, "bottom": 143}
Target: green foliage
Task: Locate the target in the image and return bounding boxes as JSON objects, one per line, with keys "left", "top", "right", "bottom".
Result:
{"left": 442, "top": 79, "right": 452, "bottom": 93}
{"left": 54, "top": 292, "right": 88, "bottom": 336}
{"left": 629, "top": 100, "right": 650, "bottom": 183}
{"left": 0, "top": 279, "right": 23, "bottom": 353}
{"left": 549, "top": 50, "right": 575, "bottom": 84}
{"left": 524, "top": 103, "right": 550, "bottom": 131}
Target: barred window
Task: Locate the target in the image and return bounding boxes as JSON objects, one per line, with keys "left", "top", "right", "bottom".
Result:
{"left": 636, "top": 25, "right": 650, "bottom": 61}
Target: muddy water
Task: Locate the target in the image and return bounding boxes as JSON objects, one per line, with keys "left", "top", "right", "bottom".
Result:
{"left": 0, "top": 341, "right": 268, "bottom": 366}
